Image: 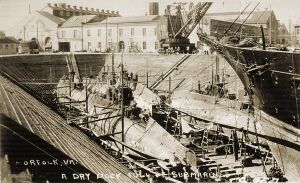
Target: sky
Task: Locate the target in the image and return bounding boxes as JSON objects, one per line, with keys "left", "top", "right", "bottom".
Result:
{"left": 0, "top": 0, "right": 300, "bottom": 31}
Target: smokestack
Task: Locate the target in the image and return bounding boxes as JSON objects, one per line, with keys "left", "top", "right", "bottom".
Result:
{"left": 149, "top": 2, "right": 159, "bottom": 15}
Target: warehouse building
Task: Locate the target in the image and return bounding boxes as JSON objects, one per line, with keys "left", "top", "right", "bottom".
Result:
{"left": 82, "top": 15, "right": 168, "bottom": 53}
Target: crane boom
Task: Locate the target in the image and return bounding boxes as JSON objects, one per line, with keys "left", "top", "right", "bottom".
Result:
{"left": 174, "top": 2, "right": 212, "bottom": 38}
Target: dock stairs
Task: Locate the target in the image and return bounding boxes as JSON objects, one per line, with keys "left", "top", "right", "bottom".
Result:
{"left": 150, "top": 54, "right": 190, "bottom": 89}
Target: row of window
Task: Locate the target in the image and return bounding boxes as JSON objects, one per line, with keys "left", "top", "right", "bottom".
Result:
{"left": 0, "top": 44, "right": 15, "bottom": 49}
{"left": 60, "top": 27, "right": 158, "bottom": 39}
{"left": 54, "top": 10, "right": 87, "bottom": 17}
{"left": 86, "top": 41, "right": 159, "bottom": 50}
{"left": 87, "top": 27, "right": 156, "bottom": 37}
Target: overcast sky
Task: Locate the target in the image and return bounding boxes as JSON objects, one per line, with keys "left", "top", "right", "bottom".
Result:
{"left": 1, "top": 0, "right": 300, "bottom": 31}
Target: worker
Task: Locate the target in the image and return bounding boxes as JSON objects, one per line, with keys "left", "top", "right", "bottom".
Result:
{"left": 233, "top": 129, "right": 239, "bottom": 161}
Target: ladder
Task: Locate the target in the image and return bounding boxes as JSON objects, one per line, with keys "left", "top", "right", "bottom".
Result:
{"left": 65, "top": 53, "right": 80, "bottom": 79}
{"left": 201, "top": 129, "right": 209, "bottom": 154}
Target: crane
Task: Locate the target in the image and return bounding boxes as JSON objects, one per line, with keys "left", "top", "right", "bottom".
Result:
{"left": 160, "top": 2, "right": 212, "bottom": 54}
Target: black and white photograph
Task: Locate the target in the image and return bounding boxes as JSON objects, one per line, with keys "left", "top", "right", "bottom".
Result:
{"left": 0, "top": 0, "right": 300, "bottom": 182}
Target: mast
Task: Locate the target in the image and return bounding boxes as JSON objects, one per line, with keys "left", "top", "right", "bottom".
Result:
{"left": 233, "top": 2, "right": 260, "bottom": 36}
{"left": 121, "top": 52, "right": 125, "bottom": 153}
{"left": 221, "top": 2, "right": 252, "bottom": 38}
{"left": 269, "top": 5, "right": 272, "bottom": 45}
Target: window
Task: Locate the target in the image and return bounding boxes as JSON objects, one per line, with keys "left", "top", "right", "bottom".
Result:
{"left": 108, "top": 42, "right": 112, "bottom": 49}
{"left": 143, "top": 42, "right": 146, "bottom": 50}
{"left": 143, "top": 28, "right": 146, "bottom": 36}
{"left": 155, "top": 42, "right": 158, "bottom": 49}
{"left": 5, "top": 44, "right": 8, "bottom": 49}
{"left": 61, "top": 31, "right": 65, "bottom": 38}
{"left": 297, "top": 29, "right": 300, "bottom": 34}
{"left": 119, "top": 28, "right": 123, "bottom": 37}
{"left": 98, "top": 29, "right": 101, "bottom": 37}
{"left": 108, "top": 29, "right": 112, "bottom": 37}
{"left": 131, "top": 28, "right": 134, "bottom": 36}
{"left": 73, "top": 30, "right": 77, "bottom": 38}
{"left": 154, "top": 27, "right": 157, "bottom": 36}
{"left": 66, "top": 11, "right": 70, "bottom": 17}
{"left": 131, "top": 42, "right": 135, "bottom": 47}
{"left": 98, "top": 42, "right": 101, "bottom": 49}
{"left": 60, "top": 11, "right": 64, "bottom": 16}
{"left": 11, "top": 44, "right": 14, "bottom": 48}
{"left": 88, "top": 42, "right": 91, "bottom": 49}
{"left": 87, "top": 30, "right": 91, "bottom": 37}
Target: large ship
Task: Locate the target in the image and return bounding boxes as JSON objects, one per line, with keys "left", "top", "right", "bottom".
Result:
{"left": 197, "top": 33, "right": 300, "bottom": 180}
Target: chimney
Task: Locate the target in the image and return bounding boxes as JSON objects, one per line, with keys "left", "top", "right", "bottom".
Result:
{"left": 47, "top": 3, "right": 51, "bottom": 7}
{"left": 67, "top": 5, "right": 71, "bottom": 9}
{"left": 80, "top": 6, "right": 83, "bottom": 10}
{"left": 116, "top": 11, "right": 119, "bottom": 16}
{"left": 59, "top": 3, "right": 66, "bottom": 8}
{"left": 149, "top": 2, "right": 159, "bottom": 15}
{"left": 106, "top": 10, "right": 110, "bottom": 14}
{"left": 91, "top": 8, "right": 94, "bottom": 12}
{"left": 73, "top": 6, "right": 77, "bottom": 10}
{"left": 112, "top": 10, "right": 114, "bottom": 14}
{"left": 54, "top": 3, "right": 58, "bottom": 7}
{"left": 85, "top": 7, "right": 89, "bottom": 11}
{"left": 101, "top": 9, "right": 105, "bottom": 13}
{"left": 96, "top": 9, "right": 99, "bottom": 12}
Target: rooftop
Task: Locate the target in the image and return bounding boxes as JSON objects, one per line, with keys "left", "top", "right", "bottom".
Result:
{"left": 245, "top": 11, "right": 273, "bottom": 24}
{"left": 60, "top": 15, "right": 98, "bottom": 27}
{"left": 45, "top": 3, "right": 119, "bottom": 16}
{"left": 36, "top": 11, "right": 65, "bottom": 25}
{"left": 0, "top": 37, "right": 19, "bottom": 44}
{"left": 87, "top": 15, "right": 163, "bottom": 25}
{"left": 205, "top": 10, "right": 275, "bottom": 25}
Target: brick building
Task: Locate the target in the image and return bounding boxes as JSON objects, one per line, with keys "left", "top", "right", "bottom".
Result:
{"left": 203, "top": 10, "right": 282, "bottom": 44}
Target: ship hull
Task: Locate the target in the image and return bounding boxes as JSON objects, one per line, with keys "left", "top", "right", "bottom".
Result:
{"left": 198, "top": 34, "right": 300, "bottom": 181}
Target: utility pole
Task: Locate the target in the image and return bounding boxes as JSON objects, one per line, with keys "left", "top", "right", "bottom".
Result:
{"left": 81, "top": 23, "right": 84, "bottom": 50}
{"left": 116, "top": 24, "right": 119, "bottom": 52}
{"left": 106, "top": 15, "right": 108, "bottom": 51}
{"left": 37, "top": 24, "right": 38, "bottom": 42}
{"left": 23, "top": 26, "right": 26, "bottom": 41}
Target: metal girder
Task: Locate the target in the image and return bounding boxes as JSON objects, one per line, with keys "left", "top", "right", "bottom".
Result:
{"left": 76, "top": 114, "right": 121, "bottom": 126}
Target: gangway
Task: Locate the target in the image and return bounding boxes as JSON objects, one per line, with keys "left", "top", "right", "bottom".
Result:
{"left": 150, "top": 54, "right": 190, "bottom": 89}
{"left": 65, "top": 53, "right": 80, "bottom": 80}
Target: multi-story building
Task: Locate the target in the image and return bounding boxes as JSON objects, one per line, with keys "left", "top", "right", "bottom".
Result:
{"left": 0, "top": 32, "right": 19, "bottom": 55}
{"left": 82, "top": 15, "right": 168, "bottom": 53}
{"left": 41, "top": 3, "right": 120, "bottom": 20}
{"left": 58, "top": 15, "right": 105, "bottom": 52}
